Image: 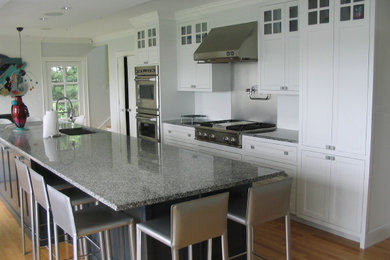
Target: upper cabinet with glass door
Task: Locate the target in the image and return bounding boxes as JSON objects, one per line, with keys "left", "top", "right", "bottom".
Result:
{"left": 177, "top": 20, "right": 231, "bottom": 92}
{"left": 259, "top": 1, "right": 300, "bottom": 94}
{"left": 135, "top": 26, "right": 159, "bottom": 65}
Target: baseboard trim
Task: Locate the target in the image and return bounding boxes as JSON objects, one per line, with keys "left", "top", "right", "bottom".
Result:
{"left": 364, "top": 223, "right": 390, "bottom": 248}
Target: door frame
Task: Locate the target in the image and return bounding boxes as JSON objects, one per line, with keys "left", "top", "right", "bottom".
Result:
{"left": 115, "top": 51, "right": 136, "bottom": 136}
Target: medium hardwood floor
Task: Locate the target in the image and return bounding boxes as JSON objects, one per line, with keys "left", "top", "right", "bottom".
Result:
{"left": 1, "top": 198, "right": 389, "bottom": 260}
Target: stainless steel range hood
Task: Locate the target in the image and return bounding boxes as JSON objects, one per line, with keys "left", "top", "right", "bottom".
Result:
{"left": 194, "top": 21, "right": 258, "bottom": 63}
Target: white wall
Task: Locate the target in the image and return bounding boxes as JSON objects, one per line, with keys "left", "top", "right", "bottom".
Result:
{"left": 86, "top": 45, "right": 110, "bottom": 128}
{"left": 367, "top": 0, "right": 390, "bottom": 241}
{"left": 41, "top": 42, "right": 94, "bottom": 57}
{"left": 0, "top": 36, "right": 44, "bottom": 119}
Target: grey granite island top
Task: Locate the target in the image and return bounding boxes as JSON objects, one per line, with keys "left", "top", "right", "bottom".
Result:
{"left": 0, "top": 124, "right": 285, "bottom": 211}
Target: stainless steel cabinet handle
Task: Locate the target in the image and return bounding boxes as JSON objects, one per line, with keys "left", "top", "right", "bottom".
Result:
{"left": 284, "top": 151, "right": 289, "bottom": 155}
{"left": 280, "top": 86, "right": 288, "bottom": 90}
{"left": 325, "top": 155, "right": 335, "bottom": 161}
{"left": 168, "top": 130, "right": 172, "bottom": 134}
{"left": 191, "top": 85, "right": 196, "bottom": 88}
{"left": 187, "top": 134, "right": 191, "bottom": 137}
{"left": 326, "top": 145, "right": 336, "bottom": 150}
{"left": 250, "top": 145, "right": 255, "bottom": 149}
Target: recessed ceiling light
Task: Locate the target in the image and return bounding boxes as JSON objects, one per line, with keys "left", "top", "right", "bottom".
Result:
{"left": 61, "top": 6, "right": 71, "bottom": 11}
{"left": 39, "top": 17, "right": 48, "bottom": 21}
{"left": 41, "top": 28, "right": 52, "bottom": 31}
{"left": 44, "top": 12, "right": 64, "bottom": 16}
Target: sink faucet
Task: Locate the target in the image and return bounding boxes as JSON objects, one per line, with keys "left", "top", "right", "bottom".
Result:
{"left": 55, "top": 97, "right": 74, "bottom": 121}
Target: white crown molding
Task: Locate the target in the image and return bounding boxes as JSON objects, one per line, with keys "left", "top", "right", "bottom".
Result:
{"left": 174, "top": 0, "right": 261, "bottom": 21}
{"left": 92, "top": 29, "right": 136, "bottom": 45}
{"left": 174, "top": 0, "right": 290, "bottom": 21}
{"left": 41, "top": 37, "right": 91, "bottom": 44}
{"left": 129, "top": 11, "right": 159, "bottom": 27}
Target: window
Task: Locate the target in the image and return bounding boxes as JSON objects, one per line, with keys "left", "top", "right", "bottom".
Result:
{"left": 44, "top": 59, "right": 88, "bottom": 121}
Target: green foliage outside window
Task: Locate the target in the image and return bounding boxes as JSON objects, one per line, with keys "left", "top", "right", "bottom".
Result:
{"left": 50, "top": 65, "right": 80, "bottom": 119}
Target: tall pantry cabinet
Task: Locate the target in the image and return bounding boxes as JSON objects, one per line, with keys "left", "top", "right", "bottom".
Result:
{"left": 299, "top": 0, "right": 390, "bottom": 248}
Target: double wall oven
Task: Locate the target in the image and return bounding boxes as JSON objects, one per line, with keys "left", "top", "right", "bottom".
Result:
{"left": 135, "top": 65, "right": 160, "bottom": 142}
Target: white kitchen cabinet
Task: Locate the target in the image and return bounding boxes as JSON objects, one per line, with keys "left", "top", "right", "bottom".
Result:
{"left": 301, "top": 0, "right": 369, "bottom": 156}
{"left": 177, "top": 20, "right": 231, "bottom": 92}
{"left": 163, "top": 123, "right": 198, "bottom": 150}
{"left": 242, "top": 136, "right": 298, "bottom": 214}
{"left": 135, "top": 26, "right": 159, "bottom": 65}
{"left": 299, "top": 150, "right": 364, "bottom": 235}
{"left": 259, "top": 1, "right": 300, "bottom": 94}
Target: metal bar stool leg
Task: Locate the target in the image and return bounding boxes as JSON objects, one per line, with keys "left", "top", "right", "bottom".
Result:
{"left": 54, "top": 224, "right": 59, "bottom": 260}
{"left": 207, "top": 239, "right": 212, "bottom": 260}
{"left": 171, "top": 247, "right": 179, "bottom": 260}
{"left": 73, "top": 235, "right": 78, "bottom": 260}
{"left": 99, "top": 232, "right": 106, "bottom": 260}
{"left": 29, "top": 188, "right": 37, "bottom": 260}
{"left": 104, "top": 230, "right": 111, "bottom": 260}
{"left": 221, "top": 232, "right": 228, "bottom": 260}
{"left": 188, "top": 245, "right": 193, "bottom": 260}
{"left": 246, "top": 226, "right": 253, "bottom": 260}
{"left": 128, "top": 224, "right": 136, "bottom": 260}
{"left": 34, "top": 201, "right": 40, "bottom": 260}
{"left": 136, "top": 227, "right": 142, "bottom": 260}
{"left": 285, "top": 214, "right": 291, "bottom": 260}
{"left": 46, "top": 207, "right": 52, "bottom": 260}
{"left": 19, "top": 188, "right": 26, "bottom": 255}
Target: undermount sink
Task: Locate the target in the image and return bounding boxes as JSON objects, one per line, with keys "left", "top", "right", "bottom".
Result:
{"left": 59, "top": 127, "right": 96, "bottom": 136}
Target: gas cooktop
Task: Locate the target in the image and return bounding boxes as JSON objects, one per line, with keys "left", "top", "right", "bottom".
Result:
{"left": 195, "top": 120, "right": 276, "bottom": 148}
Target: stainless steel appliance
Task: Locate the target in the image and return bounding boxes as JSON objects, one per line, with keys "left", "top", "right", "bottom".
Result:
{"left": 195, "top": 120, "right": 276, "bottom": 148}
{"left": 135, "top": 65, "right": 159, "bottom": 111}
{"left": 194, "top": 22, "right": 258, "bottom": 63}
{"left": 135, "top": 65, "right": 160, "bottom": 142}
{"left": 136, "top": 108, "right": 160, "bottom": 142}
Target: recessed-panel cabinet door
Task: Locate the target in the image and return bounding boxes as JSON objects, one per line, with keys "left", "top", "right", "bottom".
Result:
{"left": 302, "top": 29, "right": 334, "bottom": 149}
{"left": 329, "top": 156, "right": 364, "bottom": 234}
{"left": 178, "top": 44, "right": 196, "bottom": 90}
{"left": 285, "top": 2, "right": 300, "bottom": 92}
{"left": 302, "top": 0, "right": 334, "bottom": 150}
{"left": 333, "top": 0, "right": 370, "bottom": 156}
{"left": 299, "top": 151, "right": 331, "bottom": 221}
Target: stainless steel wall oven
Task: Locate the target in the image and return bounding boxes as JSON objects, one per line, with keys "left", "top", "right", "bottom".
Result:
{"left": 135, "top": 65, "right": 160, "bottom": 142}
{"left": 135, "top": 65, "right": 159, "bottom": 111}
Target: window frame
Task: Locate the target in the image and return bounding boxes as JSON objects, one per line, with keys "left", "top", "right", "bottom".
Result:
{"left": 43, "top": 57, "right": 89, "bottom": 125}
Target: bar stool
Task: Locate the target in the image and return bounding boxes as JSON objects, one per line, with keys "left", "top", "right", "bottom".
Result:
{"left": 14, "top": 159, "right": 96, "bottom": 260}
{"left": 227, "top": 177, "right": 293, "bottom": 260}
{"left": 47, "top": 185, "right": 136, "bottom": 260}
{"left": 15, "top": 158, "right": 37, "bottom": 260}
{"left": 29, "top": 167, "right": 96, "bottom": 260}
{"left": 136, "top": 192, "right": 229, "bottom": 260}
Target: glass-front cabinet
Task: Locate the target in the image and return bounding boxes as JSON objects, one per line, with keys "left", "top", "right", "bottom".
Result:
{"left": 259, "top": 1, "right": 300, "bottom": 94}
{"left": 135, "top": 26, "right": 159, "bottom": 65}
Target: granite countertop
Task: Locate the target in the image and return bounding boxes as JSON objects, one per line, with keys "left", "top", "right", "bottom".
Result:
{"left": 243, "top": 128, "right": 299, "bottom": 144}
{"left": 0, "top": 124, "right": 285, "bottom": 211}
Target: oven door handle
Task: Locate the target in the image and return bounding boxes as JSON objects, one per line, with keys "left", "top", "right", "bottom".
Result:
{"left": 136, "top": 115, "right": 157, "bottom": 121}
{"left": 135, "top": 77, "right": 156, "bottom": 82}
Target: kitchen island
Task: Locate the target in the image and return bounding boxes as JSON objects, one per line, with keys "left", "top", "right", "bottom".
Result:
{"left": 0, "top": 123, "right": 285, "bottom": 259}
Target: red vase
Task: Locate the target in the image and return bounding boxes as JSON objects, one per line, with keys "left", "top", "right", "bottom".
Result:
{"left": 11, "top": 96, "right": 29, "bottom": 129}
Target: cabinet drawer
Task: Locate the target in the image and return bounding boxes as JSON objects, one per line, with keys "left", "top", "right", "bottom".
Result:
{"left": 243, "top": 138, "right": 297, "bottom": 164}
{"left": 163, "top": 124, "right": 195, "bottom": 143}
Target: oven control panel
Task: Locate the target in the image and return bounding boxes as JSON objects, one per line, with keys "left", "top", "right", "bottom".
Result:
{"left": 195, "top": 128, "right": 241, "bottom": 148}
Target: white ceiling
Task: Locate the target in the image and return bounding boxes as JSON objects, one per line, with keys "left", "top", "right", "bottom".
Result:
{"left": 0, "top": 0, "right": 223, "bottom": 39}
